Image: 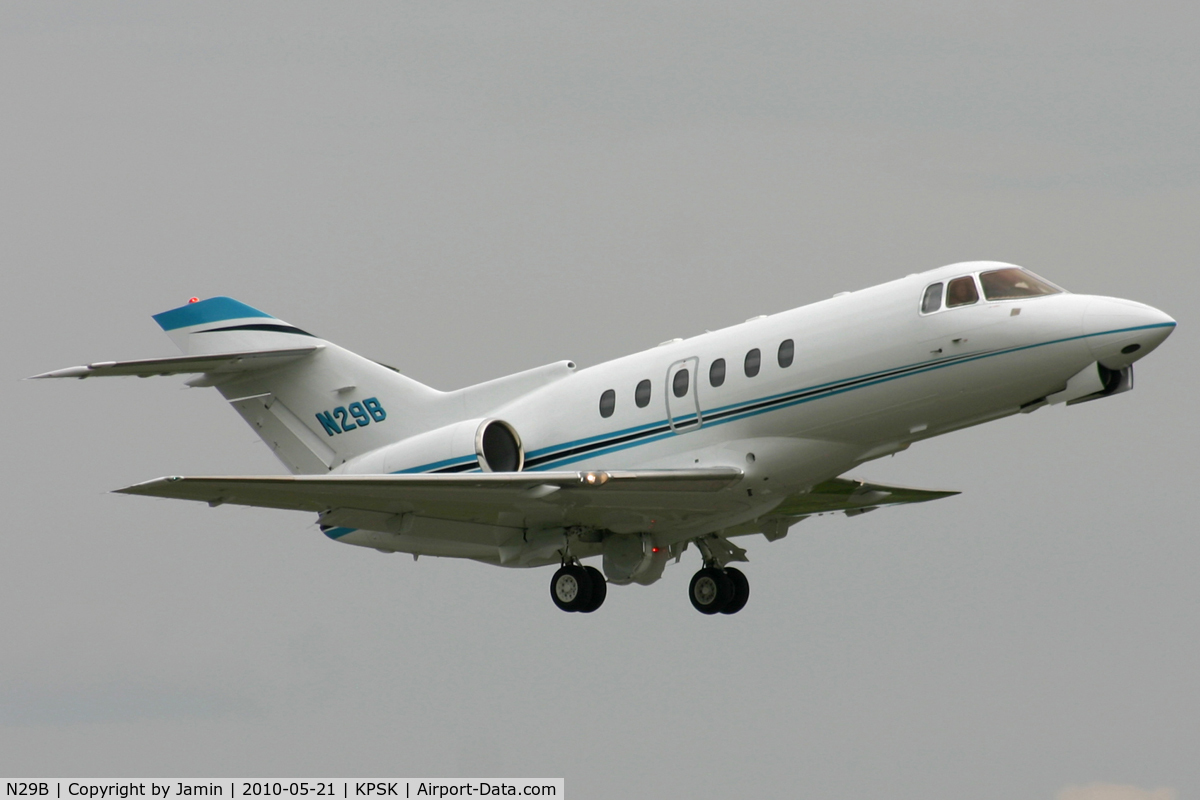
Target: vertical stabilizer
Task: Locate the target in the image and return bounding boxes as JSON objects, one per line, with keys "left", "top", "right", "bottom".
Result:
{"left": 153, "top": 297, "right": 447, "bottom": 473}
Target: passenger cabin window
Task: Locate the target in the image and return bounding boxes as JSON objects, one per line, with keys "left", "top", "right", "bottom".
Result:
{"left": 946, "top": 276, "right": 979, "bottom": 307}
{"left": 921, "top": 283, "right": 943, "bottom": 313}
{"left": 980, "top": 268, "right": 1062, "bottom": 300}
{"left": 778, "top": 339, "right": 794, "bottom": 368}
{"left": 599, "top": 389, "right": 616, "bottom": 418}
{"left": 673, "top": 368, "right": 690, "bottom": 398}
{"left": 635, "top": 379, "right": 652, "bottom": 408}
{"left": 744, "top": 348, "right": 761, "bottom": 377}
{"left": 709, "top": 358, "right": 726, "bottom": 387}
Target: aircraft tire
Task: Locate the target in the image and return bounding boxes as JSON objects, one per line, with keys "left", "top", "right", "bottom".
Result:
{"left": 550, "top": 564, "right": 593, "bottom": 612}
{"left": 689, "top": 567, "right": 733, "bottom": 614}
{"left": 720, "top": 567, "right": 750, "bottom": 615}
{"left": 578, "top": 566, "right": 607, "bottom": 613}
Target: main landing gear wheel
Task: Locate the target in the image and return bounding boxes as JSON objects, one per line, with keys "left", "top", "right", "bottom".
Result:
{"left": 720, "top": 567, "right": 750, "bottom": 615}
{"left": 689, "top": 566, "right": 750, "bottom": 614}
{"left": 689, "top": 567, "right": 734, "bottom": 614}
{"left": 550, "top": 564, "right": 590, "bottom": 611}
{"left": 551, "top": 564, "right": 606, "bottom": 612}
{"left": 578, "top": 566, "right": 607, "bottom": 613}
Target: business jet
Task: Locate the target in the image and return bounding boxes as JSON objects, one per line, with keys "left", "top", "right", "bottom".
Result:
{"left": 34, "top": 262, "right": 1174, "bottom": 614}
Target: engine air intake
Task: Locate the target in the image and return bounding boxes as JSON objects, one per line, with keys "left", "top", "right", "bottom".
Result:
{"left": 476, "top": 419, "right": 524, "bottom": 472}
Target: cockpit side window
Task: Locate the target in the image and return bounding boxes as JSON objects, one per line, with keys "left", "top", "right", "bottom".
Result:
{"left": 921, "top": 283, "right": 943, "bottom": 314}
{"left": 980, "top": 268, "right": 1062, "bottom": 300}
{"left": 946, "top": 276, "right": 979, "bottom": 307}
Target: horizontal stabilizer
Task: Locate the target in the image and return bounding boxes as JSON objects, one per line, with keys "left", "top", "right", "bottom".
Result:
{"left": 29, "top": 347, "right": 321, "bottom": 379}
{"left": 115, "top": 468, "right": 745, "bottom": 532}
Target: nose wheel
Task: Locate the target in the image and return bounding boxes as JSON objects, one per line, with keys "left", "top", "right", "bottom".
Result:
{"left": 689, "top": 565, "right": 750, "bottom": 614}
{"left": 550, "top": 564, "right": 607, "bottom": 612}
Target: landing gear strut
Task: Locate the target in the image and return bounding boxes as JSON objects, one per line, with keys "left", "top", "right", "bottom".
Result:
{"left": 550, "top": 563, "right": 606, "bottom": 613}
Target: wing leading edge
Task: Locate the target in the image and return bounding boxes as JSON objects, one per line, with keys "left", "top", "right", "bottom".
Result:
{"left": 115, "top": 468, "right": 748, "bottom": 531}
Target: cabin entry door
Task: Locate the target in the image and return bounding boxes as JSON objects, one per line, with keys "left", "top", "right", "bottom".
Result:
{"left": 665, "top": 357, "right": 703, "bottom": 433}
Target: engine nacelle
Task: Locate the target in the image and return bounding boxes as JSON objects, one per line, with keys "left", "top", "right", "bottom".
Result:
{"left": 475, "top": 418, "right": 524, "bottom": 472}
{"left": 337, "top": 417, "right": 524, "bottom": 473}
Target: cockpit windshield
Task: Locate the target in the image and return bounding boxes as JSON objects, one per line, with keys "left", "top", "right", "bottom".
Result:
{"left": 979, "top": 268, "right": 1062, "bottom": 301}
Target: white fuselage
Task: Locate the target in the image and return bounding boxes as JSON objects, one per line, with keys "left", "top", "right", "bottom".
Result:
{"left": 330, "top": 262, "right": 1174, "bottom": 557}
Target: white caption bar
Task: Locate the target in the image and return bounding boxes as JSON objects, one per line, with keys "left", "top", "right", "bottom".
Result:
{"left": 2, "top": 782, "right": 564, "bottom": 800}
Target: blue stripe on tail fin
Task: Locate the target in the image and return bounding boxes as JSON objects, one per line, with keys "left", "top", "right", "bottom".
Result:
{"left": 153, "top": 297, "right": 273, "bottom": 331}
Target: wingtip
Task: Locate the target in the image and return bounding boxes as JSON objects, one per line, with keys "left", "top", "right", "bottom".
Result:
{"left": 912, "top": 489, "right": 961, "bottom": 501}
{"left": 27, "top": 366, "right": 91, "bottom": 379}
{"left": 113, "top": 476, "right": 184, "bottom": 495}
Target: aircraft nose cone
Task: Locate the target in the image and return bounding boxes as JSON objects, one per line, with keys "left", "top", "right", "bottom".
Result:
{"left": 1084, "top": 296, "right": 1176, "bottom": 369}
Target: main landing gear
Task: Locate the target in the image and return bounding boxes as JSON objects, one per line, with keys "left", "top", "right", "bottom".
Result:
{"left": 550, "top": 562, "right": 607, "bottom": 613}
{"left": 685, "top": 536, "right": 750, "bottom": 615}
{"left": 688, "top": 566, "right": 750, "bottom": 614}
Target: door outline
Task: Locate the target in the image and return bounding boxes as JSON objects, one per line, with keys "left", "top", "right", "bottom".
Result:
{"left": 665, "top": 357, "right": 703, "bottom": 433}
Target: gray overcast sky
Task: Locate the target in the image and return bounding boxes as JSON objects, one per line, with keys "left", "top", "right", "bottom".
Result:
{"left": 3, "top": 3, "right": 1198, "bottom": 798}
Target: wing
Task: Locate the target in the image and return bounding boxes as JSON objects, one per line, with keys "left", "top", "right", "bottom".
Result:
{"left": 114, "top": 470, "right": 955, "bottom": 549}
{"left": 723, "top": 477, "right": 959, "bottom": 540}
{"left": 115, "top": 468, "right": 749, "bottom": 535}
{"left": 28, "top": 346, "right": 320, "bottom": 379}
{"left": 773, "top": 477, "right": 959, "bottom": 516}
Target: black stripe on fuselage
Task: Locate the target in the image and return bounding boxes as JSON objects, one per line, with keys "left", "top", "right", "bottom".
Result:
{"left": 432, "top": 462, "right": 478, "bottom": 473}
{"left": 523, "top": 422, "right": 677, "bottom": 469}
